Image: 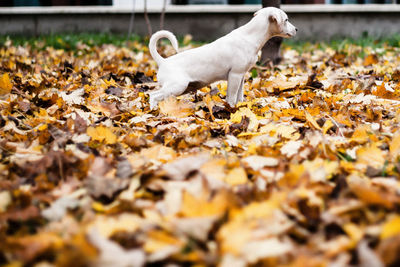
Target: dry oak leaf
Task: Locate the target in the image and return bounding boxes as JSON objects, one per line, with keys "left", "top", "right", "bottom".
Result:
{"left": 159, "top": 96, "right": 194, "bottom": 118}
{"left": 87, "top": 126, "right": 117, "bottom": 144}
{"left": 0, "top": 72, "right": 12, "bottom": 95}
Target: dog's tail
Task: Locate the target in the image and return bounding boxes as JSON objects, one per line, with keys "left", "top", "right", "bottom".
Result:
{"left": 149, "top": 30, "right": 179, "bottom": 65}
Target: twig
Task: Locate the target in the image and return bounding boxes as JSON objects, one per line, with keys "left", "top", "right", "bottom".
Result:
{"left": 160, "top": 0, "right": 167, "bottom": 30}
{"left": 127, "top": 0, "right": 136, "bottom": 39}
{"left": 144, "top": 0, "right": 152, "bottom": 36}
{"left": 325, "top": 114, "right": 345, "bottom": 139}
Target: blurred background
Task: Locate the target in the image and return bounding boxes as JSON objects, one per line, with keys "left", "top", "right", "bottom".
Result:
{"left": 0, "top": 0, "right": 399, "bottom": 41}
{"left": 0, "top": 0, "right": 398, "bottom": 6}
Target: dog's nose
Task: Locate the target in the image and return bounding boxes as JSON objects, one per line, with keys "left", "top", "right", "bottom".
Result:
{"left": 295, "top": 28, "right": 298, "bottom": 32}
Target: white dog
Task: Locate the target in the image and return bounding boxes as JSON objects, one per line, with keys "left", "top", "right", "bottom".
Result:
{"left": 148, "top": 7, "right": 297, "bottom": 109}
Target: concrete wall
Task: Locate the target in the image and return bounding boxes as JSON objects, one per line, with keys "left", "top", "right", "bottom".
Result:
{"left": 0, "top": 5, "right": 399, "bottom": 41}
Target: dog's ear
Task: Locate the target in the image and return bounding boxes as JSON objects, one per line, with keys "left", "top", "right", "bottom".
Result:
{"left": 269, "top": 13, "right": 278, "bottom": 24}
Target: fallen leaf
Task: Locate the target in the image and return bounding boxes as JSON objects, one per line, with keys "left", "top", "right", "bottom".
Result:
{"left": 242, "top": 155, "right": 279, "bottom": 171}
{"left": 159, "top": 96, "right": 194, "bottom": 118}
{"left": 87, "top": 228, "right": 145, "bottom": 267}
{"left": 281, "top": 140, "right": 302, "bottom": 158}
{"left": 87, "top": 126, "right": 117, "bottom": 144}
{"left": 225, "top": 167, "right": 248, "bottom": 186}
{"left": 381, "top": 215, "right": 400, "bottom": 240}
{"left": 60, "top": 88, "right": 85, "bottom": 105}
{"left": 0, "top": 73, "right": 12, "bottom": 95}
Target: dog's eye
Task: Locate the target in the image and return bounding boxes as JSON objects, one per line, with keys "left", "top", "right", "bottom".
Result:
{"left": 285, "top": 19, "right": 288, "bottom": 22}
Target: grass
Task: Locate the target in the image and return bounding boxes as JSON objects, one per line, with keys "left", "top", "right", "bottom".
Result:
{"left": 0, "top": 33, "right": 143, "bottom": 50}
{"left": 1, "top": 32, "right": 400, "bottom": 52}
{"left": 284, "top": 33, "right": 400, "bottom": 53}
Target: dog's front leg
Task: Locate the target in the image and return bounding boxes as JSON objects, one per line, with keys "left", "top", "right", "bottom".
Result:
{"left": 226, "top": 72, "right": 244, "bottom": 107}
{"left": 235, "top": 77, "right": 245, "bottom": 103}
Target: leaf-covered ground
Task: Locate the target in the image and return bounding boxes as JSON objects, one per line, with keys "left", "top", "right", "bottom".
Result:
{"left": 1, "top": 36, "right": 400, "bottom": 267}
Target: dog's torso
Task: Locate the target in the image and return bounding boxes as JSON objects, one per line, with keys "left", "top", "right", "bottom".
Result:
{"left": 157, "top": 29, "right": 259, "bottom": 88}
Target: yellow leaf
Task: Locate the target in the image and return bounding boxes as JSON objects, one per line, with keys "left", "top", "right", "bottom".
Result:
{"left": 231, "top": 192, "right": 285, "bottom": 220}
{"left": 390, "top": 131, "right": 400, "bottom": 158}
{"left": 305, "top": 110, "right": 321, "bottom": 130}
{"left": 259, "top": 124, "right": 300, "bottom": 140}
{"left": 356, "top": 144, "right": 385, "bottom": 169}
{"left": 37, "top": 124, "right": 48, "bottom": 131}
{"left": 2, "top": 261, "right": 23, "bottom": 267}
{"left": 144, "top": 230, "right": 183, "bottom": 253}
{"left": 159, "top": 96, "right": 194, "bottom": 118}
{"left": 230, "top": 107, "right": 259, "bottom": 131}
{"left": 140, "top": 144, "right": 177, "bottom": 163}
{"left": 88, "top": 214, "right": 141, "bottom": 238}
{"left": 343, "top": 223, "right": 363, "bottom": 245}
{"left": 347, "top": 174, "right": 394, "bottom": 209}
{"left": 351, "top": 125, "right": 371, "bottom": 143}
{"left": 87, "top": 126, "right": 117, "bottom": 144}
{"left": 263, "top": 78, "right": 300, "bottom": 92}
{"left": 381, "top": 215, "right": 400, "bottom": 239}
{"left": 200, "top": 158, "right": 226, "bottom": 182}
{"left": 0, "top": 73, "right": 12, "bottom": 95}
{"left": 180, "top": 190, "right": 230, "bottom": 218}
{"left": 225, "top": 167, "right": 248, "bottom": 186}
{"left": 322, "top": 119, "right": 334, "bottom": 134}
{"left": 363, "top": 54, "right": 379, "bottom": 66}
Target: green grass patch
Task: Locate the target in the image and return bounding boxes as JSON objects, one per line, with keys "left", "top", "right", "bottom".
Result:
{"left": 1, "top": 32, "right": 400, "bottom": 53}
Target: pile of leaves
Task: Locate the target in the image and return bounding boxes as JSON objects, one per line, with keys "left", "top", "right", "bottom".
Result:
{"left": 1, "top": 36, "right": 400, "bottom": 267}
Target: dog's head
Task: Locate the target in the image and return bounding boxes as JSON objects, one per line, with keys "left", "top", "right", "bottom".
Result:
{"left": 255, "top": 7, "right": 297, "bottom": 38}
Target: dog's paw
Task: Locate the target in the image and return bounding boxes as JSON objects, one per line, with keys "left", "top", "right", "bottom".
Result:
{"left": 149, "top": 97, "right": 158, "bottom": 110}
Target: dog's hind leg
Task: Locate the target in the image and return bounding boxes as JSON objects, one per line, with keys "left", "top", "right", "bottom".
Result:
{"left": 149, "top": 81, "right": 188, "bottom": 109}
{"left": 149, "top": 90, "right": 164, "bottom": 109}
{"left": 226, "top": 72, "right": 244, "bottom": 107}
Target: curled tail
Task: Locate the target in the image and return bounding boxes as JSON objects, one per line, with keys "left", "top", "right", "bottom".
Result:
{"left": 149, "top": 30, "right": 179, "bottom": 65}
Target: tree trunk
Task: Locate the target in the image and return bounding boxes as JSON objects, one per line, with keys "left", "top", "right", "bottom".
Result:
{"left": 260, "top": 0, "right": 283, "bottom": 65}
